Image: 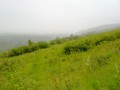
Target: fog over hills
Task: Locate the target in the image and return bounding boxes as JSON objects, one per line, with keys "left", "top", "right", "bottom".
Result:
{"left": 0, "top": 33, "right": 68, "bottom": 52}
{"left": 75, "top": 23, "right": 120, "bottom": 35}
{"left": 0, "top": 23, "right": 120, "bottom": 52}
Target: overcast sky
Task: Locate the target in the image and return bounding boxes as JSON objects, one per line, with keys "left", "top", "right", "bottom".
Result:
{"left": 0, "top": 0, "right": 120, "bottom": 34}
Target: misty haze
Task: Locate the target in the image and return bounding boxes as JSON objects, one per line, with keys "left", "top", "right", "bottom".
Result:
{"left": 0, "top": 0, "right": 120, "bottom": 34}
{"left": 0, "top": 0, "right": 120, "bottom": 51}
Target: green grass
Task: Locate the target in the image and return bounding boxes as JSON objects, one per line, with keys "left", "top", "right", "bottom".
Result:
{"left": 0, "top": 29, "right": 120, "bottom": 90}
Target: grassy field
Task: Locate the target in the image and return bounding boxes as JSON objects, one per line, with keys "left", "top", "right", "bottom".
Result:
{"left": 0, "top": 29, "right": 120, "bottom": 90}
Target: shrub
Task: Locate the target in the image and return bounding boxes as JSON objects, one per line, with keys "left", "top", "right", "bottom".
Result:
{"left": 88, "top": 53, "right": 112, "bottom": 71}
{"left": 38, "top": 41, "right": 49, "bottom": 48}
{"left": 8, "top": 48, "right": 21, "bottom": 57}
{"left": 64, "top": 39, "right": 92, "bottom": 54}
{"left": 30, "top": 44, "right": 39, "bottom": 52}
{"left": 49, "top": 35, "right": 80, "bottom": 45}
{"left": 19, "top": 46, "right": 30, "bottom": 54}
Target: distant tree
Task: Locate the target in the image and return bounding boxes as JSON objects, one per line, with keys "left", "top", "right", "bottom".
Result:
{"left": 28, "top": 40, "right": 33, "bottom": 46}
{"left": 70, "top": 34, "right": 74, "bottom": 40}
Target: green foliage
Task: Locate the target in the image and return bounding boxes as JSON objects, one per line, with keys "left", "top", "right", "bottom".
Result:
{"left": 64, "top": 39, "right": 94, "bottom": 54}
{"left": 49, "top": 35, "right": 79, "bottom": 45}
{"left": 38, "top": 41, "right": 50, "bottom": 48}
{"left": 0, "top": 29, "right": 120, "bottom": 90}
{"left": 28, "top": 40, "right": 33, "bottom": 46}
{"left": 64, "top": 29, "right": 120, "bottom": 54}
{"left": 2, "top": 41, "right": 49, "bottom": 57}
{"left": 87, "top": 53, "right": 112, "bottom": 71}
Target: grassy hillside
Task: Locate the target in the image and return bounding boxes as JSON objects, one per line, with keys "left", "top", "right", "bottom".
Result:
{"left": 0, "top": 29, "right": 120, "bottom": 90}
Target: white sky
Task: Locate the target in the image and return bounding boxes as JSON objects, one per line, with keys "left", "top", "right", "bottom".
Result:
{"left": 0, "top": 0, "right": 120, "bottom": 34}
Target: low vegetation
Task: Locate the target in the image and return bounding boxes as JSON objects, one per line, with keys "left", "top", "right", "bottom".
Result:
{"left": 0, "top": 29, "right": 120, "bottom": 90}
{"left": 1, "top": 34, "right": 80, "bottom": 58}
{"left": 49, "top": 34, "right": 79, "bottom": 45}
{"left": 1, "top": 41, "right": 49, "bottom": 57}
{"left": 64, "top": 29, "right": 120, "bottom": 54}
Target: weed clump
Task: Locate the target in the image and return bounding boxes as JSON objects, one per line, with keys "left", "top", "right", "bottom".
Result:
{"left": 64, "top": 39, "right": 93, "bottom": 54}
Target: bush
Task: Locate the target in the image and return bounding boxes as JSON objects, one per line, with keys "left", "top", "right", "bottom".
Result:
{"left": 88, "top": 53, "right": 112, "bottom": 71}
{"left": 64, "top": 39, "right": 92, "bottom": 54}
{"left": 30, "top": 44, "right": 39, "bottom": 52}
{"left": 49, "top": 35, "right": 80, "bottom": 45}
{"left": 38, "top": 41, "right": 49, "bottom": 48}
{"left": 8, "top": 49, "right": 18, "bottom": 57}
{"left": 6, "top": 46, "right": 30, "bottom": 57}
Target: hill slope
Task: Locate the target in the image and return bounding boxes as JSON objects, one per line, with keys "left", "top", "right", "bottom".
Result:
{"left": 0, "top": 29, "right": 120, "bottom": 90}
{"left": 75, "top": 23, "right": 120, "bottom": 35}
